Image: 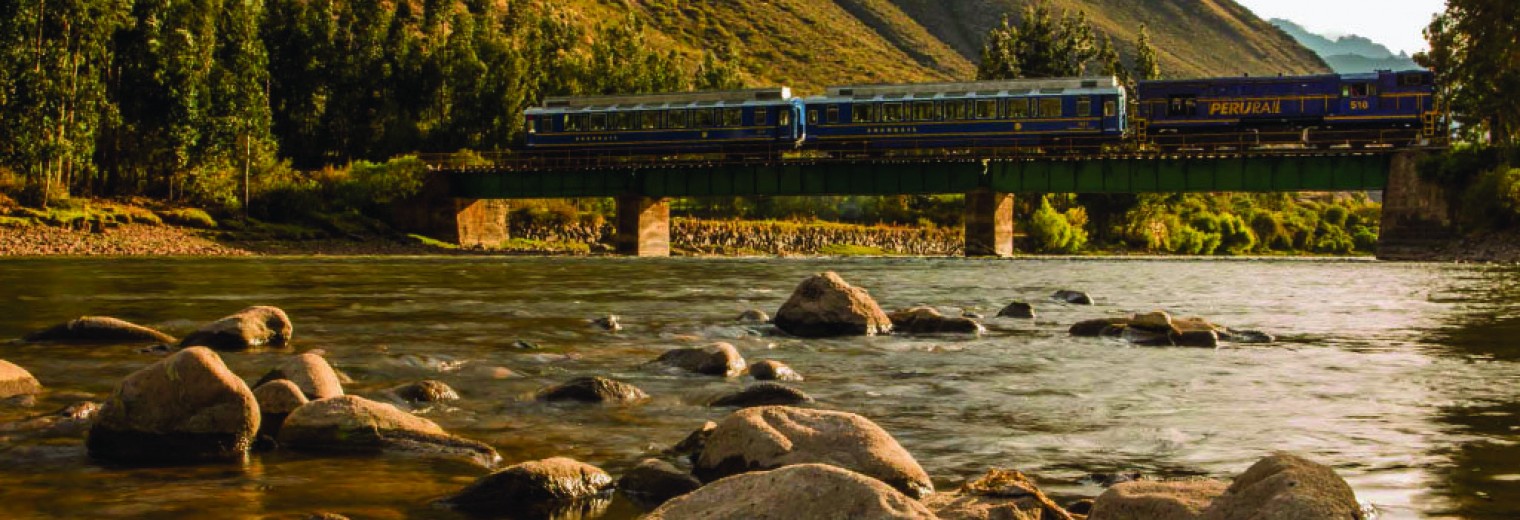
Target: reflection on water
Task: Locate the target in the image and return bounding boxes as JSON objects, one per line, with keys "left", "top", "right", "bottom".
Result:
{"left": 0, "top": 258, "right": 1516, "bottom": 519}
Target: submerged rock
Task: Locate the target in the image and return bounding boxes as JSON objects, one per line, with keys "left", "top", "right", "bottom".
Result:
{"left": 655, "top": 342, "right": 747, "bottom": 377}
{"left": 0, "top": 359, "right": 42, "bottom": 400}
{"left": 442, "top": 457, "right": 612, "bottom": 514}
{"left": 773, "top": 272, "right": 892, "bottom": 337}
{"left": 617, "top": 458, "right": 702, "bottom": 507}
{"left": 277, "top": 395, "right": 499, "bottom": 468}
{"left": 695, "top": 405, "right": 933, "bottom": 499}
{"left": 23, "top": 316, "right": 175, "bottom": 345}
{"left": 996, "top": 302, "right": 1036, "bottom": 319}
{"left": 537, "top": 377, "right": 648, "bottom": 404}
{"left": 252, "top": 380, "right": 307, "bottom": 443}
{"left": 255, "top": 353, "right": 344, "bottom": 400}
{"left": 179, "top": 306, "right": 293, "bottom": 350}
{"left": 591, "top": 315, "right": 622, "bottom": 332}
{"left": 0, "top": 401, "right": 100, "bottom": 439}
{"left": 385, "top": 380, "right": 460, "bottom": 404}
{"left": 748, "top": 359, "right": 803, "bottom": 382}
{"left": 1053, "top": 290, "right": 1095, "bottom": 305}
{"left": 735, "top": 309, "right": 771, "bottom": 323}
{"left": 1221, "top": 329, "right": 1276, "bottom": 344}
{"left": 1070, "top": 318, "right": 1129, "bottom": 337}
{"left": 888, "top": 307, "right": 985, "bottom": 334}
{"left": 648, "top": 464, "right": 934, "bottom": 520}
{"left": 87, "top": 347, "right": 259, "bottom": 464}
{"left": 710, "top": 383, "right": 813, "bottom": 408}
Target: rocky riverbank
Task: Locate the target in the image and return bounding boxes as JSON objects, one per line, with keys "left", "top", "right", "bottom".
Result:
{"left": 0, "top": 272, "right": 1369, "bottom": 519}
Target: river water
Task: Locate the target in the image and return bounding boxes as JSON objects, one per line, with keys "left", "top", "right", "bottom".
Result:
{"left": 0, "top": 257, "right": 1517, "bottom": 519}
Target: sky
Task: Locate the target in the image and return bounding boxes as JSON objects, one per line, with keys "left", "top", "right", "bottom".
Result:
{"left": 1234, "top": 0, "right": 1446, "bottom": 56}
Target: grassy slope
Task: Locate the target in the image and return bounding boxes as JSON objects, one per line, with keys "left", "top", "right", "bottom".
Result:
{"left": 547, "top": 0, "right": 1327, "bottom": 93}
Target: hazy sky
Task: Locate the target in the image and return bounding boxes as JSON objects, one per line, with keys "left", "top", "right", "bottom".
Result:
{"left": 1235, "top": 0, "right": 1446, "bottom": 56}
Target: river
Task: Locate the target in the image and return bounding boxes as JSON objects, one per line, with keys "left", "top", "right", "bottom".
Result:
{"left": 0, "top": 257, "right": 1517, "bottom": 519}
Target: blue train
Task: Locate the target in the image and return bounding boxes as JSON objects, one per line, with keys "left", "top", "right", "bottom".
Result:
{"left": 524, "top": 70, "right": 1438, "bottom": 156}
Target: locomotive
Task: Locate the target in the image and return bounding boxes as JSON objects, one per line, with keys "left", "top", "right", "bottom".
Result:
{"left": 523, "top": 70, "right": 1439, "bottom": 158}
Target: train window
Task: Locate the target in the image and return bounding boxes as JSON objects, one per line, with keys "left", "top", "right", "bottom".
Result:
{"left": 640, "top": 111, "right": 661, "bottom": 130}
{"left": 779, "top": 110, "right": 791, "bottom": 127}
{"left": 568, "top": 114, "right": 587, "bottom": 132}
{"left": 808, "top": 109, "right": 821, "bottom": 125}
{"left": 912, "top": 102, "right": 936, "bottom": 121}
{"left": 1076, "top": 97, "right": 1092, "bottom": 117}
{"left": 1399, "top": 73, "right": 1427, "bottom": 86}
{"left": 1344, "top": 83, "right": 1375, "bottom": 97}
{"left": 667, "top": 110, "right": 688, "bottom": 129}
{"left": 827, "top": 105, "right": 840, "bottom": 124}
{"left": 1167, "top": 96, "right": 1197, "bottom": 117}
{"left": 694, "top": 109, "right": 714, "bottom": 128}
{"left": 853, "top": 104, "right": 875, "bottom": 123}
{"left": 590, "top": 113, "right": 607, "bottom": 131}
{"left": 1008, "top": 99, "right": 1030, "bottom": 119}
{"left": 1038, "top": 98, "right": 1063, "bottom": 118}
{"left": 882, "top": 103, "right": 904, "bottom": 122}
{"left": 1104, "top": 100, "right": 1117, "bottom": 117}
{"left": 974, "top": 99, "right": 998, "bottom": 119}
{"left": 944, "top": 100, "right": 967, "bottom": 120}
{"left": 721, "top": 108, "right": 742, "bottom": 127}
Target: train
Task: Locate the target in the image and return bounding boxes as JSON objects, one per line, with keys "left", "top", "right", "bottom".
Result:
{"left": 522, "top": 70, "right": 1439, "bottom": 159}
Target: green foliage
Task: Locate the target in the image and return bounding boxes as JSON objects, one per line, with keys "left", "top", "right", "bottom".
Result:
{"left": 158, "top": 208, "right": 218, "bottom": 229}
{"left": 1134, "top": 24, "right": 1162, "bottom": 81}
{"left": 976, "top": 1, "right": 1100, "bottom": 80}
{"left": 342, "top": 156, "right": 427, "bottom": 206}
{"left": 819, "top": 244, "right": 889, "bottom": 256}
{"left": 1027, "top": 196, "right": 1087, "bottom": 254}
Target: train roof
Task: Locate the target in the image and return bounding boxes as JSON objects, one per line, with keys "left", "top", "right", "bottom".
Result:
{"left": 1139, "top": 69, "right": 1431, "bottom": 87}
{"left": 530, "top": 88, "right": 794, "bottom": 113}
{"left": 813, "top": 76, "right": 1122, "bottom": 101}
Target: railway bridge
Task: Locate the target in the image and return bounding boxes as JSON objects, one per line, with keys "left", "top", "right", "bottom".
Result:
{"left": 413, "top": 149, "right": 1446, "bottom": 258}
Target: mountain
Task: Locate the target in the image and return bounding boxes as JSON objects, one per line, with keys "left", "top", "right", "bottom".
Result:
{"left": 552, "top": 0, "right": 1328, "bottom": 92}
{"left": 1270, "top": 18, "right": 1421, "bottom": 73}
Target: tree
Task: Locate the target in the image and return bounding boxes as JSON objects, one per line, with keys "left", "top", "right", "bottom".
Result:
{"left": 1134, "top": 24, "right": 1161, "bottom": 81}
{"left": 976, "top": 15, "right": 1020, "bottom": 80}
{"left": 0, "top": 0, "right": 129, "bottom": 205}
{"left": 976, "top": 0, "right": 1100, "bottom": 80}
{"left": 695, "top": 47, "right": 744, "bottom": 91}
{"left": 1096, "top": 34, "right": 1129, "bottom": 85}
{"left": 1417, "top": 0, "right": 1520, "bottom": 144}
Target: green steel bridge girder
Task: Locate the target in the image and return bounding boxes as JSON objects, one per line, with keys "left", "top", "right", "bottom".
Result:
{"left": 447, "top": 155, "right": 1393, "bottom": 199}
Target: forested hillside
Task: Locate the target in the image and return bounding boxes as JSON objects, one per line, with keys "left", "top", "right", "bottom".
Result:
{"left": 0, "top": 0, "right": 1326, "bottom": 209}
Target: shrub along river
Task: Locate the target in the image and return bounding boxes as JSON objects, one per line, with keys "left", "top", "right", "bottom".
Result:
{"left": 0, "top": 257, "right": 1517, "bottom": 519}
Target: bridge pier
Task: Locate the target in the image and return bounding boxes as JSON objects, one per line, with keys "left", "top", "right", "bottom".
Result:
{"left": 1378, "top": 151, "right": 1451, "bottom": 260}
{"left": 615, "top": 194, "right": 671, "bottom": 257}
{"left": 963, "top": 188, "right": 1015, "bottom": 257}
{"left": 394, "top": 173, "right": 509, "bottom": 248}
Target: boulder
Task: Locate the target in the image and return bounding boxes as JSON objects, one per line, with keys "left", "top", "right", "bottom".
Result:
{"left": 277, "top": 395, "right": 499, "bottom": 468}
{"left": 997, "top": 302, "right": 1036, "bottom": 319}
{"left": 442, "top": 457, "right": 611, "bottom": 514}
{"left": 1221, "top": 329, "right": 1276, "bottom": 344}
{"left": 923, "top": 468, "right": 1075, "bottom": 520}
{"left": 537, "top": 377, "right": 648, "bottom": 404}
{"left": 695, "top": 406, "right": 933, "bottom": 499}
{"left": 736, "top": 309, "right": 771, "bottom": 323}
{"left": 1070, "top": 318, "right": 1128, "bottom": 337}
{"left": 1200, "top": 452, "right": 1362, "bottom": 520}
{"left": 0, "top": 359, "right": 42, "bottom": 399}
{"left": 1089, "top": 480, "right": 1228, "bottom": 520}
{"left": 655, "top": 342, "right": 747, "bottom": 377}
{"left": 1053, "top": 290, "right": 1094, "bottom": 305}
{"left": 1172, "top": 330, "right": 1220, "bottom": 349}
{"left": 255, "top": 353, "right": 344, "bottom": 400}
{"left": 710, "top": 383, "right": 813, "bottom": 408}
{"left": 648, "top": 464, "right": 934, "bottom": 520}
{"left": 888, "top": 307, "right": 985, "bottom": 334}
{"left": 1122, "top": 326, "right": 1174, "bottom": 347}
{"left": 773, "top": 272, "right": 892, "bottom": 337}
{"left": 385, "top": 380, "right": 460, "bottom": 403}
{"left": 749, "top": 359, "right": 803, "bottom": 382}
{"left": 616, "top": 458, "right": 702, "bottom": 506}
{"left": 23, "top": 316, "right": 175, "bottom": 344}
{"left": 179, "top": 306, "right": 293, "bottom": 350}
{"left": 1129, "top": 311, "right": 1179, "bottom": 334}
{"left": 0, "top": 401, "right": 99, "bottom": 439}
{"left": 87, "top": 347, "right": 259, "bottom": 464}
{"left": 252, "top": 380, "right": 308, "bottom": 442}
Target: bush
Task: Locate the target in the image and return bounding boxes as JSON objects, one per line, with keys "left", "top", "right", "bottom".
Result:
{"left": 158, "top": 208, "right": 217, "bottom": 229}
{"left": 1028, "top": 196, "right": 1084, "bottom": 254}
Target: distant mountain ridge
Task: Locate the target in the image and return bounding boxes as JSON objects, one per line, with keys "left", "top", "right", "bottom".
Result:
{"left": 547, "top": 0, "right": 1329, "bottom": 92}
{"left": 1270, "top": 18, "right": 1421, "bottom": 73}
